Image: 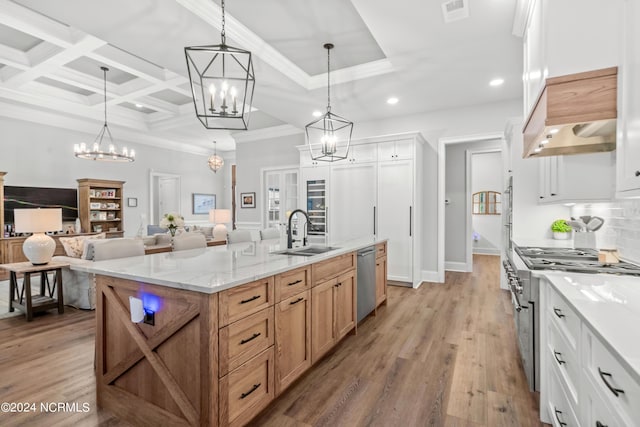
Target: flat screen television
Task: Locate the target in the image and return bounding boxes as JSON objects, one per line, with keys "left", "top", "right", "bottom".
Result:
{"left": 4, "top": 186, "right": 78, "bottom": 223}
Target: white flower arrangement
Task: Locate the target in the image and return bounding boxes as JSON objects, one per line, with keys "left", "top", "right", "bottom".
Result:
{"left": 159, "top": 213, "right": 185, "bottom": 236}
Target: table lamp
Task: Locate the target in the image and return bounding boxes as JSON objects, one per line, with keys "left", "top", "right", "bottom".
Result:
{"left": 14, "top": 208, "right": 62, "bottom": 265}
{"left": 209, "top": 209, "right": 231, "bottom": 241}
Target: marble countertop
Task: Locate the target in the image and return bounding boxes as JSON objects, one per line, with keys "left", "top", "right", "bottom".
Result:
{"left": 539, "top": 271, "right": 640, "bottom": 384}
{"left": 72, "top": 236, "right": 385, "bottom": 294}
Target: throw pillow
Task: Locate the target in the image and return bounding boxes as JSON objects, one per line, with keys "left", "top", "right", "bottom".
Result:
{"left": 60, "top": 233, "right": 106, "bottom": 258}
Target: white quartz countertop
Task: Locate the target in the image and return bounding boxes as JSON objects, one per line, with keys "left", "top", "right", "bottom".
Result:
{"left": 538, "top": 271, "right": 640, "bottom": 383}
{"left": 72, "top": 236, "right": 385, "bottom": 294}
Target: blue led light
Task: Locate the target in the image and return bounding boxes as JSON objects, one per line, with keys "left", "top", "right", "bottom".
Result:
{"left": 141, "top": 293, "right": 162, "bottom": 313}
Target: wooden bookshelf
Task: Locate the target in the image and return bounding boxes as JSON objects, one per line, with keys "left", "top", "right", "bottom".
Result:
{"left": 77, "top": 179, "right": 125, "bottom": 237}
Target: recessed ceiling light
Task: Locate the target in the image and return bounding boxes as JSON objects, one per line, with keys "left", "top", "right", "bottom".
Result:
{"left": 489, "top": 78, "right": 504, "bottom": 87}
{"left": 387, "top": 97, "right": 399, "bottom": 105}
{"left": 135, "top": 103, "right": 143, "bottom": 108}
{"left": 549, "top": 128, "right": 559, "bottom": 134}
{"left": 312, "top": 110, "right": 322, "bottom": 117}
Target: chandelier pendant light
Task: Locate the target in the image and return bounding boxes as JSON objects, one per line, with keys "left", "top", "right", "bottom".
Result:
{"left": 73, "top": 67, "right": 135, "bottom": 162}
{"left": 185, "top": 0, "right": 255, "bottom": 130}
{"left": 208, "top": 140, "right": 224, "bottom": 173}
{"left": 305, "top": 43, "right": 353, "bottom": 162}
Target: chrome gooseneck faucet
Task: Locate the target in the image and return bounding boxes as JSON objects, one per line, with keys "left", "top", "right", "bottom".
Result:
{"left": 287, "top": 209, "right": 311, "bottom": 249}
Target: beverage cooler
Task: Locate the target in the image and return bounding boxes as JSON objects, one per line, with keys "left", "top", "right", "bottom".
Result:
{"left": 305, "top": 179, "right": 327, "bottom": 244}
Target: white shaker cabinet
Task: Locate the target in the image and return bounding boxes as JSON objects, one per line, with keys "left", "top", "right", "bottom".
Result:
{"left": 377, "top": 159, "right": 414, "bottom": 283}
{"left": 617, "top": 0, "right": 640, "bottom": 197}
{"left": 377, "top": 140, "right": 414, "bottom": 161}
{"left": 329, "top": 162, "right": 376, "bottom": 244}
{"left": 538, "top": 153, "right": 614, "bottom": 204}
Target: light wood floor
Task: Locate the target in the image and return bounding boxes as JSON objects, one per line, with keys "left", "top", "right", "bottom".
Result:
{"left": 0, "top": 255, "right": 545, "bottom": 426}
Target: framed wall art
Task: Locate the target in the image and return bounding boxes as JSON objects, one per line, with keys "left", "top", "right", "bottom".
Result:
{"left": 240, "top": 192, "right": 255, "bottom": 208}
{"left": 192, "top": 193, "right": 216, "bottom": 214}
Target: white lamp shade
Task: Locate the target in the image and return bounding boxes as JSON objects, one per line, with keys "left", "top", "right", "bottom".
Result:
{"left": 209, "top": 209, "right": 231, "bottom": 224}
{"left": 14, "top": 208, "right": 62, "bottom": 233}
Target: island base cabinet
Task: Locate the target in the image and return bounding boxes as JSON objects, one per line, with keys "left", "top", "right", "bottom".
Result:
{"left": 94, "top": 275, "right": 218, "bottom": 427}
{"left": 219, "top": 347, "right": 275, "bottom": 427}
{"left": 335, "top": 271, "right": 356, "bottom": 341}
{"left": 311, "top": 278, "right": 336, "bottom": 363}
{"left": 275, "top": 290, "right": 311, "bottom": 396}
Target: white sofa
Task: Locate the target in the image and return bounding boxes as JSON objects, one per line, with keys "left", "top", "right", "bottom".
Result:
{"left": 52, "top": 238, "right": 145, "bottom": 310}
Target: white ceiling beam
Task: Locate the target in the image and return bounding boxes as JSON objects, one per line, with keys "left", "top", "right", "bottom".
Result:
{"left": 307, "top": 59, "right": 395, "bottom": 90}
{"left": 4, "top": 35, "right": 106, "bottom": 87}
{"left": 26, "top": 80, "right": 91, "bottom": 105}
{"left": 0, "top": 0, "right": 75, "bottom": 47}
{"left": 0, "top": 44, "right": 30, "bottom": 71}
{"left": 0, "top": 99, "right": 212, "bottom": 156}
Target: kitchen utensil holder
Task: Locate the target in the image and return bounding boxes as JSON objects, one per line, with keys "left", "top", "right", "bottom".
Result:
{"left": 574, "top": 232, "right": 596, "bottom": 249}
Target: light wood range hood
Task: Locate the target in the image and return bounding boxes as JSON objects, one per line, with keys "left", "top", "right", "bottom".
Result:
{"left": 522, "top": 67, "right": 618, "bottom": 158}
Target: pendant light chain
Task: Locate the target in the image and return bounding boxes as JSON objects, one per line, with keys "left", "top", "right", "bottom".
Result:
{"left": 326, "top": 46, "right": 331, "bottom": 112}
{"left": 220, "top": 0, "right": 226, "bottom": 45}
{"left": 102, "top": 67, "right": 108, "bottom": 126}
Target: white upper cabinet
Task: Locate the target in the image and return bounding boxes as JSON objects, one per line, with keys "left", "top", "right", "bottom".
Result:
{"left": 538, "top": 153, "right": 615, "bottom": 204}
{"left": 617, "top": 0, "right": 640, "bottom": 196}
{"left": 377, "top": 139, "right": 414, "bottom": 161}
{"left": 345, "top": 143, "right": 377, "bottom": 164}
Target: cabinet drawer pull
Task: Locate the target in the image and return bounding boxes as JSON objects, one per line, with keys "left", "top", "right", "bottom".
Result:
{"left": 240, "top": 383, "right": 261, "bottom": 399}
{"left": 290, "top": 297, "right": 304, "bottom": 305}
{"left": 554, "top": 408, "right": 567, "bottom": 427}
{"left": 239, "top": 332, "right": 261, "bottom": 345}
{"left": 553, "top": 308, "right": 565, "bottom": 318}
{"left": 240, "top": 295, "right": 260, "bottom": 304}
{"left": 287, "top": 279, "right": 302, "bottom": 286}
{"left": 553, "top": 350, "right": 566, "bottom": 365}
{"left": 596, "top": 421, "right": 608, "bottom": 427}
{"left": 598, "top": 367, "right": 625, "bottom": 397}
{"left": 551, "top": 193, "right": 557, "bottom": 196}
{"left": 635, "top": 170, "right": 640, "bottom": 177}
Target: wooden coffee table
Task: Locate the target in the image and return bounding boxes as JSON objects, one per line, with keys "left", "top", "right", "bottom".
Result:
{"left": 0, "top": 261, "right": 67, "bottom": 321}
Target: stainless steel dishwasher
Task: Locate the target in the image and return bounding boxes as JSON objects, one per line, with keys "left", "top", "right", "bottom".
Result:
{"left": 357, "top": 246, "right": 376, "bottom": 322}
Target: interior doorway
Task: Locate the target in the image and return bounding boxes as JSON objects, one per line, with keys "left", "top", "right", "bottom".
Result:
{"left": 149, "top": 171, "right": 181, "bottom": 226}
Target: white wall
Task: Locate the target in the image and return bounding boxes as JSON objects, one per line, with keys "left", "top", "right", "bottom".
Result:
{"left": 445, "top": 140, "right": 502, "bottom": 265}
{"left": 235, "top": 133, "right": 304, "bottom": 226}
{"left": 0, "top": 117, "right": 225, "bottom": 236}
{"left": 471, "top": 151, "right": 502, "bottom": 255}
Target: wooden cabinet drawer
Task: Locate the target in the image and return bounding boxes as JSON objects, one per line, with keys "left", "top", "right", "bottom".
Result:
{"left": 547, "top": 319, "right": 580, "bottom": 404}
{"left": 219, "top": 276, "right": 274, "bottom": 327}
{"left": 547, "top": 365, "right": 580, "bottom": 427}
{"left": 274, "top": 266, "right": 310, "bottom": 302}
{"left": 312, "top": 252, "right": 355, "bottom": 285}
{"left": 219, "top": 347, "right": 275, "bottom": 427}
{"left": 219, "top": 307, "right": 275, "bottom": 377}
{"left": 583, "top": 327, "right": 640, "bottom": 426}
{"left": 375, "top": 242, "right": 387, "bottom": 258}
{"left": 547, "top": 284, "right": 580, "bottom": 350}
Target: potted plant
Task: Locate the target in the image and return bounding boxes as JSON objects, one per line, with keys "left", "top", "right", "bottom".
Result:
{"left": 551, "top": 219, "right": 572, "bottom": 240}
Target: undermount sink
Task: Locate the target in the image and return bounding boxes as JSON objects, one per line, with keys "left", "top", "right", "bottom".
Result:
{"left": 273, "top": 246, "right": 339, "bottom": 256}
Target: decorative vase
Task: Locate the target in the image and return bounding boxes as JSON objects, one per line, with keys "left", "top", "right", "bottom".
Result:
{"left": 553, "top": 231, "right": 570, "bottom": 240}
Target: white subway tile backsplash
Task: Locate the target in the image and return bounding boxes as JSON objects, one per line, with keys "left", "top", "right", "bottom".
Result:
{"left": 572, "top": 200, "right": 640, "bottom": 265}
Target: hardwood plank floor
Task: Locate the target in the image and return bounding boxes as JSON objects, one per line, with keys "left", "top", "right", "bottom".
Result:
{"left": 0, "top": 255, "right": 546, "bottom": 426}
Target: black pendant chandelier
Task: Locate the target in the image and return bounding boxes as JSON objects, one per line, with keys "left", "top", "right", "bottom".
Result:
{"left": 184, "top": 0, "right": 255, "bottom": 130}
{"left": 305, "top": 43, "right": 353, "bottom": 162}
{"left": 73, "top": 67, "right": 135, "bottom": 162}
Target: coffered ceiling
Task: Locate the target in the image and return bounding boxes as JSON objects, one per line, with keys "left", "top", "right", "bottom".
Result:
{"left": 0, "top": 0, "right": 524, "bottom": 155}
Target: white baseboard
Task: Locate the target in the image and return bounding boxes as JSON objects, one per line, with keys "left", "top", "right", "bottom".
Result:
{"left": 445, "top": 261, "right": 469, "bottom": 272}
{"left": 421, "top": 270, "right": 440, "bottom": 284}
{"left": 473, "top": 248, "right": 501, "bottom": 255}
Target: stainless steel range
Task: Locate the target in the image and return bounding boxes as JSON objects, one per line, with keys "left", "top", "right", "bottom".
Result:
{"left": 503, "top": 245, "right": 640, "bottom": 392}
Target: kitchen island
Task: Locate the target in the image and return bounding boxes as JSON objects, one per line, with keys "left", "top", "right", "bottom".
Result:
{"left": 74, "top": 237, "right": 387, "bottom": 427}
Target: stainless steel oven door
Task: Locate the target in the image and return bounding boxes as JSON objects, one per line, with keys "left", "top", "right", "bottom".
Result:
{"left": 506, "top": 269, "right": 535, "bottom": 391}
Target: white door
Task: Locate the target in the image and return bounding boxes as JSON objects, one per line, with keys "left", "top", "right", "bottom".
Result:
{"left": 377, "top": 160, "right": 413, "bottom": 283}
{"left": 156, "top": 177, "right": 180, "bottom": 224}
{"left": 329, "top": 163, "right": 376, "bottom": 244}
